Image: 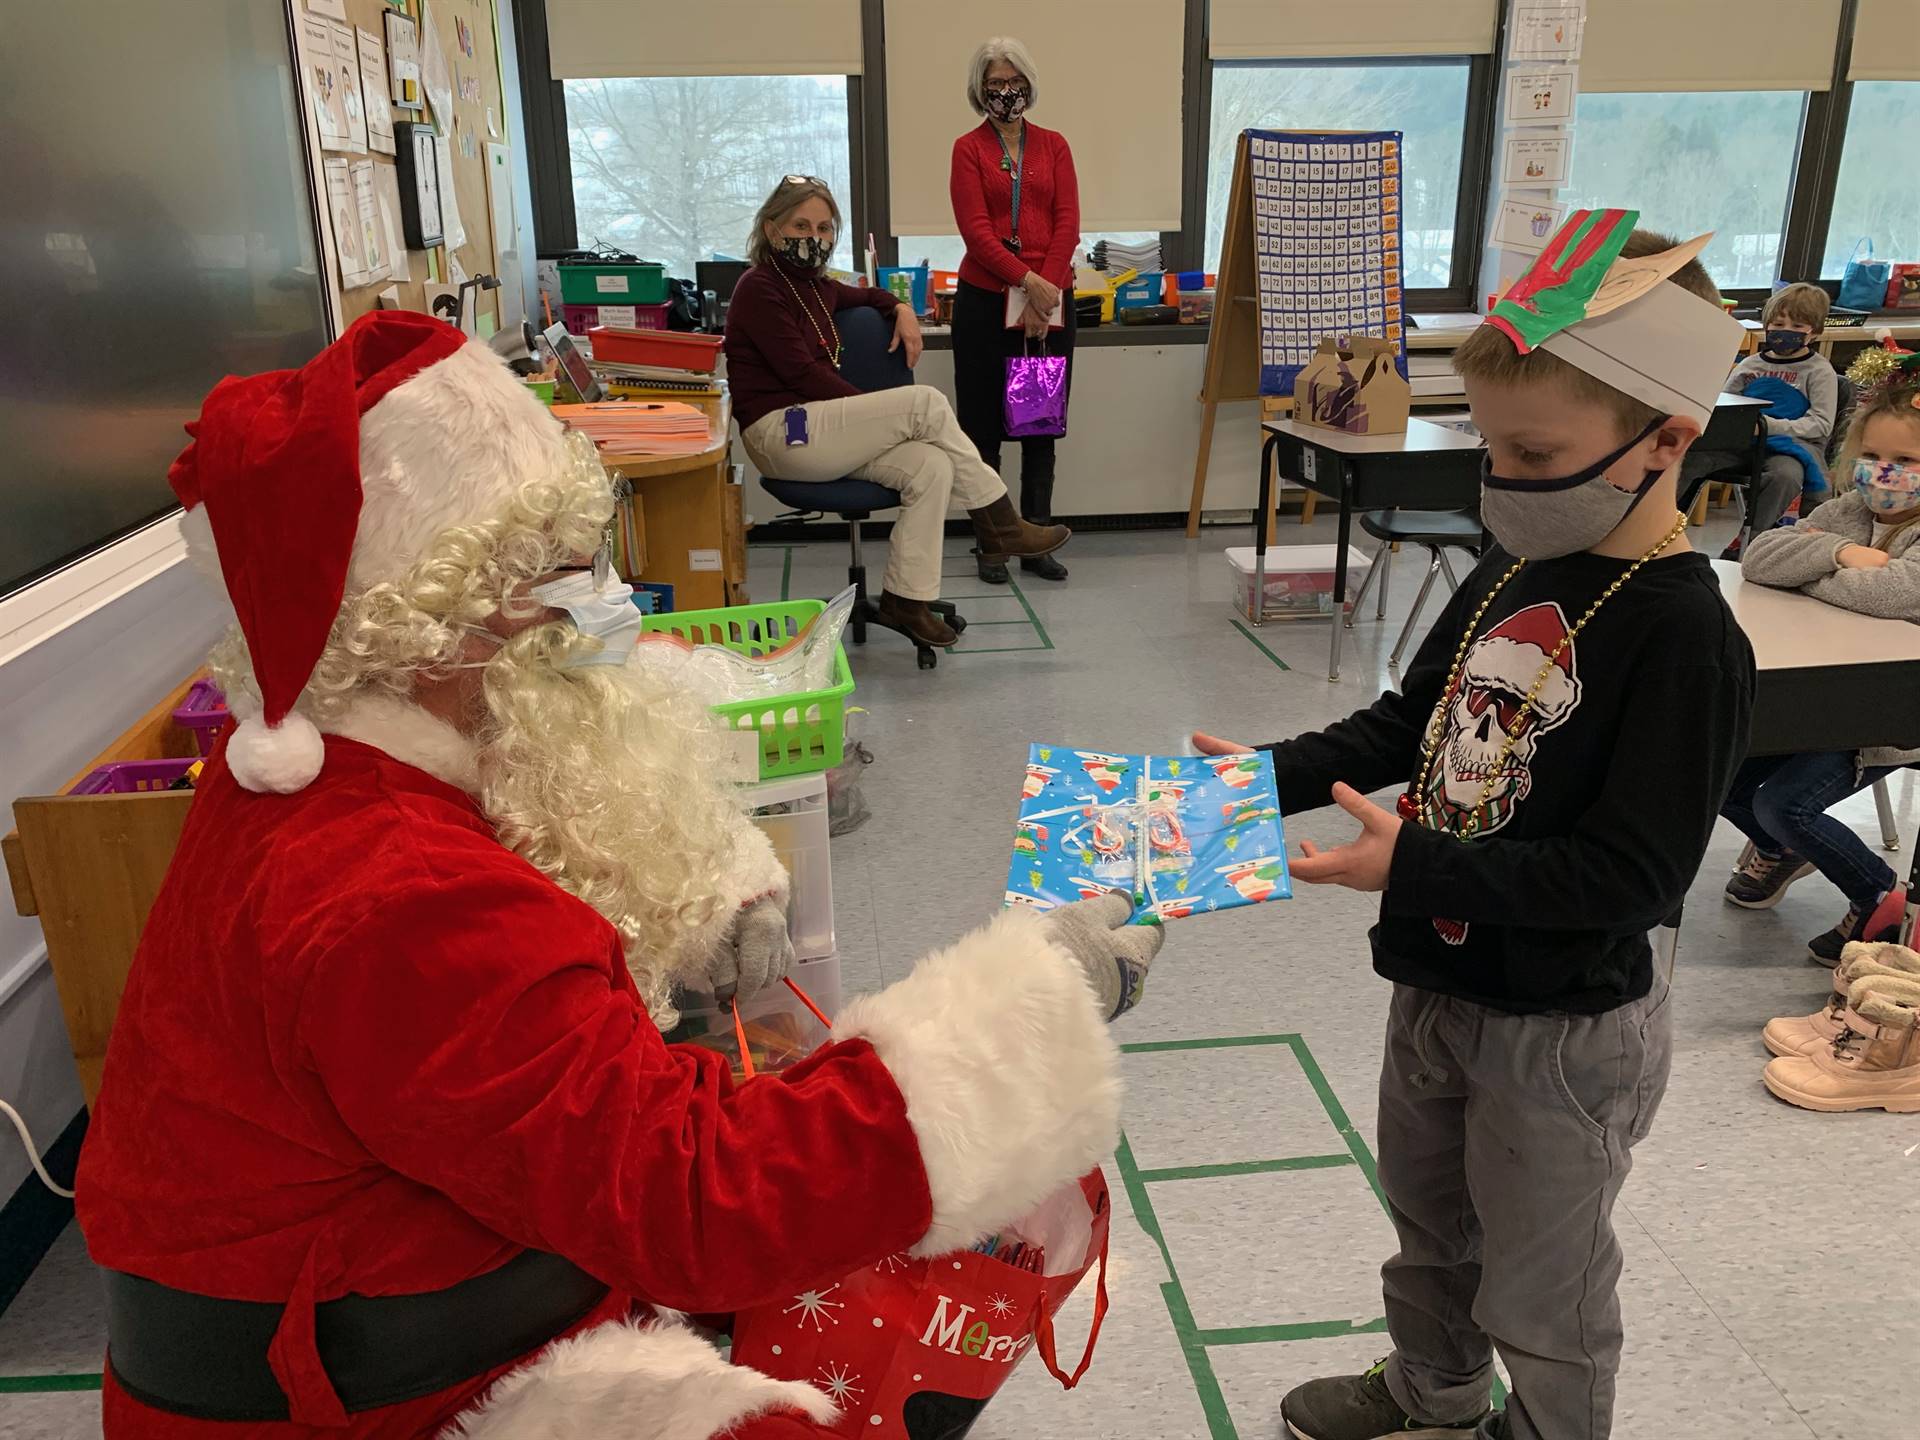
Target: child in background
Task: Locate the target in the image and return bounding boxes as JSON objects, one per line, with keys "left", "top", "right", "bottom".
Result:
{"left": 1196, "top": 212, "right": 1755, "bottom": 1440}
{"left": 1683, "top": 282, "right": 1840, "bottom": 557}
{"left": 1722, "top": 360, "right": 1920, "bottom": 964}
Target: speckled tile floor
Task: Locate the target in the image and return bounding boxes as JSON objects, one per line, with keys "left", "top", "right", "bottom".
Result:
{"left": 4, "top": 519, "right": 1915, "bottom": 1439}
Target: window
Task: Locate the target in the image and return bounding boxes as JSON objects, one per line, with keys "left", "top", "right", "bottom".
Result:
{"left": 894, "top": 232, "right": 1162, "bottom": 274}
{"left": 1561, "top": 91, "right": 1804, "bottom": 291}
{"left": 1206, "top": 60, "right": 1472, "bottom": 290}
{"left": 1822, "top": 81, "right": 1920, "bottom": 279}
{"left": 564, "top": 75, "right": 854, "bottom": 276}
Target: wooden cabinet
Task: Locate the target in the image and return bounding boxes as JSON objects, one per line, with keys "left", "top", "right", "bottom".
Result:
{"left": 601, "top": 390, "right": 750, "bottom": 612}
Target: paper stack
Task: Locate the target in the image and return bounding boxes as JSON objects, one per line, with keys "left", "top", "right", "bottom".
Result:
{"left": 551, "top": 401, "right": 713, "bottom": 456}
{"left": 1090, "top": 237, "right": 1163, "bottom": 274}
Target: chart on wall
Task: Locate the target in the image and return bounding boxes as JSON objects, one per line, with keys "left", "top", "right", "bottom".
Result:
{"left": 1245, "top": 128, "right": 1407, "bottom": 398}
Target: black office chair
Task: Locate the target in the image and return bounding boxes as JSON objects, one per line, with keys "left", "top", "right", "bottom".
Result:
{"left": 756, "top": 306, "right": 967, "bottom": 670}
{"left": 1344, "top": 508, "right": 1484, "bottom": 668}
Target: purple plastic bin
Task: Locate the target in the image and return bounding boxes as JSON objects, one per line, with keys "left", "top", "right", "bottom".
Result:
{"left": 172, "top": 679, "right": 231, "bottom": 756}
{"left": 69, "top": 759, "right": 198, "bottom": 795}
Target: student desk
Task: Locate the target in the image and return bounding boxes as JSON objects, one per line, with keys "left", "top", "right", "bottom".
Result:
{"left": 1255, "top": 416, "right": 1486, "bottom": 680}
{"left": 1713, "top": 559, "right": 1920, "bottom": 757}
{"left": 1683, "top": 392, "right": 1772, "bottom": 526}
{"left": 597, "top": 390, "right": 747, "bottom": 612}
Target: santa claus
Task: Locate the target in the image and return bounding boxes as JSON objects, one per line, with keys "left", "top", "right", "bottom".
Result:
{"left": 75, "top": 312, "right": 1165, "bottom": 1439}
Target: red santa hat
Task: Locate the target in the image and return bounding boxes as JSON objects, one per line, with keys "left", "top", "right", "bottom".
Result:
{"left": 1469, "top": 602, "right": 1581, "bottom": 721}
{"left": 169, "top": 310, "right": 575, "bottom": 795}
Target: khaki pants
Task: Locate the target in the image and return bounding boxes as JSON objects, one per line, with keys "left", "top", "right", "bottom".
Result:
{"left": 741, "top": 388, "right": 1007, "bottom": 601}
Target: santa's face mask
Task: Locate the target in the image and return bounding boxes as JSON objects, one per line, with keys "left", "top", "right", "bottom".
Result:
{"left": 1479, "top": 415, "right": 1667, "bottom": 560}
{"left": 529, "top": 567, "right": 644, "bottom": 667}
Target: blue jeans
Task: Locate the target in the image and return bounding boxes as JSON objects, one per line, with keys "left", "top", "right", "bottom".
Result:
{"left": 1722, "top": 753, "right": 1897, "bottom": 907}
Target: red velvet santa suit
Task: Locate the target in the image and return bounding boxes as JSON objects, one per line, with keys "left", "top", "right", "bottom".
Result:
{"left": 75, "top": 313, "right": 1125, "bottom": 1438}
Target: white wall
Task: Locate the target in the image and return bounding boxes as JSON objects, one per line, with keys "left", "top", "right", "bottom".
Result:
{"left": 0, "top": 555, "right": 229, "bottom": 1197}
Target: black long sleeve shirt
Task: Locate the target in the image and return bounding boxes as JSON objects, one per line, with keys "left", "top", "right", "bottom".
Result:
{"left": 1264, "top": 547, "right": 1755, "bottom": 1013}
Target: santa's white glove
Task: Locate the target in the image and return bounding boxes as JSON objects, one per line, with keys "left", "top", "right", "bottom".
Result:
{"left": 711, "top": 895, "right": 795, "bottom": 1006}
{"left": 1041, "top": 891, "right": 1166, "bottom": 1021}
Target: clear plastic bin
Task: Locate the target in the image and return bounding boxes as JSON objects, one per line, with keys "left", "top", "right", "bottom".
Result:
{"left": 745, "top": 772, "right": 833, "bottom": 961}
{"left": 1225, "top": 544, "right": 1371, "bottom": 620}
{"left": 670, "top": 953, "right": 841, "bottom": 1080}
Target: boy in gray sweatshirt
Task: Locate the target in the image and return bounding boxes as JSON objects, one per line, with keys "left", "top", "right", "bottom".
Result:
{"left": 1684, "top": 283, "right": 1840, "bottom": 552}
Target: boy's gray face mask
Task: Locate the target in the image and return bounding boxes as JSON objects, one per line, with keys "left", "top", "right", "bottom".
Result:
{"left": 1479, "top": 416, "right": 1665, "bottom": 560}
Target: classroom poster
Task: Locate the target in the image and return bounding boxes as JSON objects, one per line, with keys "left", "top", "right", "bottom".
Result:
{"left": 1506, "top": 66, "right": 1577, "bottom": 126}
{"left": 1510, "top": 2, "right": 1585, "bottom": 60}
{"left": 351, "top": 161, "right": 389, "bottom": 286}
{"left": 325, "top": 159, "right": 369, "bottom": 287}
{"left": 385, "top": 10, "right": 424, "bottom": 109}
{"left": 303, "top": 14, "right": 351, "bottom": 151}
{"left": 1502, "top": 130, "right": 1572, "bottom": 187}
{"left": 435, "top": 124, "right": 467, "bottom": 252}
{"left": 330, "top": 19, "right": 369, "bottom": 154}
{"left": 1492, "top": 195, "right": 1569, "bottom": 254}
{"left": 373, "top": 163, "right": 412, "bottom": 281}
{"left": 1244, "top": 128, "right": 1408, "bottom": 399}
{"left": 420, "top": 0, "right": 455, "bottom": 130}
{"left": 301, "top": 0, "right": 348, "bottom": 19}
{"left": 358, "top": 27, "right": 397, "bottom": 154}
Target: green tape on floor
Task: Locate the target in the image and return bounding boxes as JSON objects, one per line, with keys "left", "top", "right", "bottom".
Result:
{"left": 1134, "top": 1153, "right": 1356, "bottom": 1185}
{"left": 1230, "top": 618, "right": 1293, "bottom": 671}
{"left": 1122, "top": 1033, "right": 1299, "bottom": 1054}
{"left": 1285, "top": 1035, "right": 1389, "bottom": 1221}
{"left": 1007, "top": 577, "right": 1055, "bottom": 649}
{"left": 0, "top": 1374, "right": 103, "bottom": 1393}
{"left": 1199, "top": 1316, "right": 1390, "bottom": 1347}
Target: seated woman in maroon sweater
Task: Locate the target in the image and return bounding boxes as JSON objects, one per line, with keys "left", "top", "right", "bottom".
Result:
{"left": 949, "top": 36, "right": 1081, "bottom": 587}
{"left": 725, "top": 177, "right": 1069, "bottom": 648}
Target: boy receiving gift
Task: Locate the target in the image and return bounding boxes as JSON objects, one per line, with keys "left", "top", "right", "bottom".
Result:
{"left": 1195, "top": 214, "right": 1756, "bottom": 1440}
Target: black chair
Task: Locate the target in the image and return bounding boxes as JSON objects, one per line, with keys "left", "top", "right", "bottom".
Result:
{"left": 756, "top": 306, "right": 966, "bottom": 670}
{"left": 1344, "top": 508, "right": 1484, "bottom": 668}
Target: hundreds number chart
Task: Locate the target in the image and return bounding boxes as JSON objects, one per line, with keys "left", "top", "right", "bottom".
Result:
{"left": 1247, "top": 128, "right": 1408, "bottom": 398}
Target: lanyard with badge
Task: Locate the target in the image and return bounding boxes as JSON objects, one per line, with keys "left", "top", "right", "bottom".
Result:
{"left": 997, "top": 124, "right": 1026, "bottom": 255}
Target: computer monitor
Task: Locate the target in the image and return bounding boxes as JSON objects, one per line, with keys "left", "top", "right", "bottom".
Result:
{"left": 541, "top": 322, "right": 604, "bottom": 403}
{"left": 696, "top": 260, "right": 749, "bottom": 303}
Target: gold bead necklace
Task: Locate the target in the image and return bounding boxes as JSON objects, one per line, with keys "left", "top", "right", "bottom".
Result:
{"left": 773, "top": 265, "right": 842, "bottom": 368}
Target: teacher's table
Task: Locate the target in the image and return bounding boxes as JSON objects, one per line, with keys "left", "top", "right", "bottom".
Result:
{"left": 1715, "top": 560, "right": 1920, "bottom": 943}
{"left": 1256, "top": 417, "right": 1486, "bottom": 681}
{"left": 598, "top": 391, "right": 747, "bottom": 612}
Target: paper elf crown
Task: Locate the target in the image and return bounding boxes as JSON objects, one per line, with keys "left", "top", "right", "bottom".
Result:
{"left": 1482, "top": 207, "right": 1746, "bottom": 426}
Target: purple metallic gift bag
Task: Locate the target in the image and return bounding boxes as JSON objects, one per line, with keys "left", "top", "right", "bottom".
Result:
{"left": 1004, "top": 345, "right": 1069, "bottom": 438}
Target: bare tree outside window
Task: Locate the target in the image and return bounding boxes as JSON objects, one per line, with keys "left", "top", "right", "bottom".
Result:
{"left": 565, "top": 75, "right": 853, "bottom": 276}
{"left": 1206, "top": 60, "right": 1471, "bottom": 289}
{"left": 1822, "top": 81, "right": 1920, "bottom": 279}
{"left": 1562, "top": 91, "right": 1802, "bottom": 291}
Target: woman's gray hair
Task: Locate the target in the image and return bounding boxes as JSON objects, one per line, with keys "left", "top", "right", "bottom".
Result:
{"left": 966, "top": 36, "right": 1039, "bottom": 116}
{"left": 745, "top": 175, "right": 841, "bottom": 271}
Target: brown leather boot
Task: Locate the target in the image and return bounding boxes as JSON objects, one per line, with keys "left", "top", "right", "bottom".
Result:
{"left": 967, "top": 496, "right": 1070, "bottom": 561}
{"left": 875, "top": 591, "right": 958, "bottom": 647}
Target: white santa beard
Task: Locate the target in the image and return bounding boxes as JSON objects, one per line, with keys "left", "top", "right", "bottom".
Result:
{"left": 475, "top": 625, "right": 746, "bottom": 1020}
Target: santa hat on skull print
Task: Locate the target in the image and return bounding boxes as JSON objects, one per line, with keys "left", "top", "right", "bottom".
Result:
{"left": 1465, "top": 602, "right": 1582, "bottom": 728}
{"left": 167, "top": 310, "right": 580, "bottom": 795}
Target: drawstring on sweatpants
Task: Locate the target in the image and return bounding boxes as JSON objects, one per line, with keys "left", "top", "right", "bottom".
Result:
{"left": 1407, "top": 993, "right": 1451, "bottom": 1088}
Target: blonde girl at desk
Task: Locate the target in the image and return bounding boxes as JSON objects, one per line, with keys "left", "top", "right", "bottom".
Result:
{"left": 1720, "top": 359, "right": 1920, "bottom": 964}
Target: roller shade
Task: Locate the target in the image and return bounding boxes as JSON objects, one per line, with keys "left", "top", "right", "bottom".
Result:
{"left": 1582, "top": 0, "right": 1842, "bottom": 92}
{"left": 1210, "top": 0, "right": 1497, "bottom": 59}
{"left": 883, "top": 0, "right": 1183, "bottom": 235}
{"left": 546, "top": 1, "right": 863, "bottom": 79}
{"left": 1851, "top": 0, "right": 1920, "bottom": 81}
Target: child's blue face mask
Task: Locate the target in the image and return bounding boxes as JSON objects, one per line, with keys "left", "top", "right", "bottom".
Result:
{"left": 1854, "top": 457, "right": 1920, "bottom": 514}
{"left": 1762, "top": 328, "right": 1811, "bottom": 356}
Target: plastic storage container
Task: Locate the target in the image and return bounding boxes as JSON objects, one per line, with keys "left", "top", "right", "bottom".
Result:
{"left": 639, "top": 599, "right": 854, "bottom": 782}
{"left": 69, "top": 759, "right": 199, "bottom": 795}
{"left": 1113, "top": 273, "right": 1166, "bottom": 309}
{"left": 876, "top": 264, "right": 929, "bottom": 313}
{"left": 586, "top": 326, "right": 724, "bottom": 374}
{"left": 1179, "top": 288, "right": 1215, "bottom": 324}
{"left": 171, "top": 679, "right": 231, "bottom": 756}
{"left": 1225, "top": 544, "right": 1371, "bottom": 620}
{"left": 745, "top": 772, "right": 833, "bottom": 960}
{"left": 669, "top": 953, "right": 842, "bottom": 1079}
{"left": 558, "top": 261, "right": 668, "bottom": 306}
{"left": 562, "top": 302, "right": 669, "bottom": 335}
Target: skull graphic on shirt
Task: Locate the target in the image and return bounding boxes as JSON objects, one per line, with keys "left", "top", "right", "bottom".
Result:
{"left": 1418, "top": 602, "right": 1583, "bottom": 943}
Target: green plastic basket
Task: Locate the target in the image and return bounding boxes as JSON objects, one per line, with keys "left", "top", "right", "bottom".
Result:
{"left": 640, "top": 599, "right": 853, "bottom": 782}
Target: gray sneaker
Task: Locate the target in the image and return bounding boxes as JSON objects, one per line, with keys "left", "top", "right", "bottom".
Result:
{"left": 1281, "top": 1358, "right": 1490, "bottom": 1440}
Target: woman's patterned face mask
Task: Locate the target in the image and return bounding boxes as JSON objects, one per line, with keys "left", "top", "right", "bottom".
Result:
{"left": 983, "top": 84, "right": 1030, "bottom": 123}
{"left": 1854, "top": 456, "right": 1920, "bottom": 513}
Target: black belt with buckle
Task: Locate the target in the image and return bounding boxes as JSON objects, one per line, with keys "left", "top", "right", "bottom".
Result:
{"left": 105, "top": 1249, "right": 610, "bottom": 1421}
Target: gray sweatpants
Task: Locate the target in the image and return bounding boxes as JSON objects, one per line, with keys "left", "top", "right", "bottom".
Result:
{"left": 1682, "top": 447, "right": 1810, "bottom": 537}
{"left": 1377, "top": 941, "right": 1675, "bottom": 1440}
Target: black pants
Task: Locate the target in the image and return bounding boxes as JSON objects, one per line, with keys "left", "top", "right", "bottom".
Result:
{"left": 950, "top": 278, "right": 1077, "bottom": 521}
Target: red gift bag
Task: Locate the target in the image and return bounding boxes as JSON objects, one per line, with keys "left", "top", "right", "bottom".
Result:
{"left": 732, "top": 1169, "right": 1111, "bottom": 1438}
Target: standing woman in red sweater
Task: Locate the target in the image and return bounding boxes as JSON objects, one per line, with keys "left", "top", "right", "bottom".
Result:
{"left": 726, "top": 177, "right": 1068, "bottom": 646}
{"left": 950, "top": 37, "right": 1081, "bottom": 586}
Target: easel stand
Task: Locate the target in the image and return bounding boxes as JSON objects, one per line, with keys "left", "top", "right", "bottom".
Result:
{"left": 1187, "top": 133, "right": 1268, "bottom": 539}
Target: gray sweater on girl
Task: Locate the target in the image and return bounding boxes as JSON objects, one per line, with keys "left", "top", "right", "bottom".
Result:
{"left": 1743, "top": 491, "right": 1920, "bottom": 766}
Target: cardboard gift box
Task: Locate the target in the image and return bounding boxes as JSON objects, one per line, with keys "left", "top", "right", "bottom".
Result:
{"left": 1295, "top": 335, "right": 1409, "bottom": 435}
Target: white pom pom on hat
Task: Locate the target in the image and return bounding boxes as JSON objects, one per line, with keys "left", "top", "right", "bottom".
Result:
{"left": 224, "top": 713, "right": 326, "bottom": 795}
